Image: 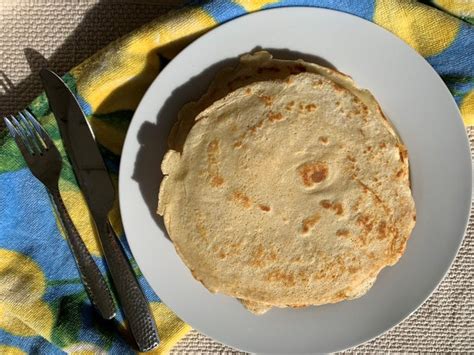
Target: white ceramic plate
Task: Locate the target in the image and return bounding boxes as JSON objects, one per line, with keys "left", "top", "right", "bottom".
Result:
{"left": 119, "top": 8, "right": 471, "bottom": 353}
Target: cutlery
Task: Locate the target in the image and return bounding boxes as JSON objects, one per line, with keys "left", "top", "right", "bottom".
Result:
{"left": 40, "top": 69, "right": 159, "bottom": 352}
{"left": 3, "top": 111, "right": 116, "bottom": 320}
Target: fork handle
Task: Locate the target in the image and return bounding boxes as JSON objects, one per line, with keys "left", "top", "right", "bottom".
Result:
{"left": 96, "top": 219, "right": 159, "bottom": 352}
{"left": 49, "top": 186, "right": 116, "bottom": 320}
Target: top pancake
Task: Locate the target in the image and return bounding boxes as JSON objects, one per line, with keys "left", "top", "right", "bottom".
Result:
{"left": 158, "top": 52, "right": 416, "bottom": 313}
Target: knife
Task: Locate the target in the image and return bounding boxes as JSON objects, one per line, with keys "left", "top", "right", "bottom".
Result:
{"left": 40, "top": 69, "right": 159, "bottom": 352}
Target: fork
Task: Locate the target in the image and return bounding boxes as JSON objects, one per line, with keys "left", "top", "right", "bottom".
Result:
{"left": 4, "top": 110, "right": 116, "bottom": 320}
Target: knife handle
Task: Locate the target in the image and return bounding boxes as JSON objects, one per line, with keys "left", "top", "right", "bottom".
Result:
{"left": 49, "top": 186, "right": 116, "bottom": 320}
{"left": 96, "top": 220, "right": 159, "bottom": 352}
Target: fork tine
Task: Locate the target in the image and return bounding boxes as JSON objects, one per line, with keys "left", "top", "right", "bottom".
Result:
{"left": 9, "top": 115, "right": 36, "bottom": 154}
{"left": 17, "top": 111, "right": 45, "bottom": 153}
{"left": 4, "top": 116, "right": 31, "bottom": 158}
{"left": 22, "top": 110, "right": 54, "bottom": 148}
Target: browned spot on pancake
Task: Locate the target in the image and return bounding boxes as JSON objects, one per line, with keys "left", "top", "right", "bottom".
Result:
{"left": 208, "top": 139, "right": 219, "bottom": 153}
{"left": 253, "top": 244, "right": 265, "bottom": 263}
{"left": 361, "top": 103, "right": 369, "bottom": 113}
{"left": 333, "top": 202, "right": 344, "bottom": 215}
{"left": 259, "top": 95, "right": 273, "bottom": 106}
{"left": 319, "top": 136, "right": 329, "bottom": 144}
{"left": 299, "top": 162, "right": 329, "bottom": 187}
{"left": 363, "top": 145, "right": 373, "bottom": 154}
{"left": 305, "top": 103, "right": 317, "bottom": 112}
{"left": 249, "top": 119, "right": 264, "bottom": 133}
{"left": 396, "top": 169, "right": 406, "bottom": 178}
{"left": 285, "top": 101, "right": 295, "bottom": 110}
{"left": 398, "top": 145, "right": 408, "bottom": 162}
{"left": 332, "top": 82, "right": 344, "bottom": 92}
{"left": 320, "top": 200, "right": 343, "bottom": 215}
{"left": 413, "top": 214, "right": 416, "bottom": 221}
{"left": 257, "top": 66, "right": 281, "bottom": 73}
{"left": 320, "top": 200, "right": 332, "bottom": 209}
{"left": 348, "top": 266, "right": 359, "bottom": 274}
{"left": 313, "top": 79, "right": 323, "bottom": 86}
{"left": 377, "top": 221, "right": 388, "bottom": 240}
{"left": 269, "top": 250, "right": 277, "bottom": 261}
{"left": 233, "top": 140, "right": 243, "bottom": 149}
{"left": 229, "top": 242, "right": 242, "bottom": 255}
{"left": 358, "top": 234, "right": 368, "bottom": 246}
{"left": 265, "top": 270, "right": 296, "bottom": 287}
{"left": 218, "top": 251, "right": 226, "bottom": 259}
{"left": 336, "top": 229, "right": 350, "bottom": 237}
{"left": 301, "top": 213, "right": 321, "bottom": 234}
{"left": 347, "top": 155, "right": 356, "bottom": 163}
{"left": 232, "top": 191, "right": 252, "bottom": 208}
{"left": 268, "top": 111, "right": 284, "bottom": 122}
{"left": 211, "top": 176, "right": 224, "bottom": 187}
{"left": 259, "top": 204, "right": 271, "bottom": 212}
{"left": 352, "top": 97, "right": 361, "bottom": 104}
{"left": 335, "top": 101, "right": 341, "bottom": 106}
{"left": 245, "top": 87, "right": 252, "bottom": 95}
{"left": 298, "top": 103, "right": 304, "bottom": 111}
{"left": 207, "top": 139, "right": 224, "bottom": 187}
{"left": 357, "top": 215, "right": 373, "bottom": 233}
{"left": 285, "top": 77, "right": 294, "bottom": 84}
{"left": 248, "top": 244, "right": 264, "bottom": 267}
{"left": 379, "top": 142, "right": 386, "bottom": 148}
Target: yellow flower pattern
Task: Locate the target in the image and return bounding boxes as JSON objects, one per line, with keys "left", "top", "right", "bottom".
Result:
{"left": 0, "top": 249, "right": 46, "bottom": 305}
{"left": 0, "top": 250, "right": 54, "bottom": 339}
{"left": 374, "top": 0, "right": 460, "bottom": 57}
{"left": 0, "top": 345, "right": 26, "bottom": 355}
{"left": 72, "top": 8, "right": 216, "bottom": 115}
{"left": 434, "top": 0, "right": 474, "bottom": 18}
{"left": 0, "top": 306, "right": 35, "bottom": 337}
{"left": 461, "top": 91, "right": 474, "bottom": 126}
{"left": 65, "top": 342, "right": 107, "bottom": 355}
{"left": 235, "top": 0, "right": 280, "bottom": 11}
{"left": 144, "top": 302, "right": 191, "bottom": 355}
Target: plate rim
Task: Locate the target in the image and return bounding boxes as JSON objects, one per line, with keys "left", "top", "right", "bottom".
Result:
{"left": 119, "top": 6, "right": 472, "bottom": 353}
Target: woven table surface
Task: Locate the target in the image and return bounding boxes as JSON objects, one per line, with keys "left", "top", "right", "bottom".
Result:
{"left": 0, "top": 1, "right": 472, "bottom": 353}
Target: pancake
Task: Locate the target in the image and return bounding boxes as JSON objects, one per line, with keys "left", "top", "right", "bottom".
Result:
{"left": 169, "top": 51, "right": 388, "bottom": 152}
{"left": 158, "top": 65, "right": 416, "bottom": 312}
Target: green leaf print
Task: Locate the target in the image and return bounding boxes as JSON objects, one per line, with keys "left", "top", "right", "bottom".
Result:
{"left": 51, "top": 292, "right": 87, "bottom": 348}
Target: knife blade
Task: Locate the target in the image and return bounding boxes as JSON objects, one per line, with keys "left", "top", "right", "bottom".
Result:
{"left": 40, "top": 69, "right": 160, "bottom": 352}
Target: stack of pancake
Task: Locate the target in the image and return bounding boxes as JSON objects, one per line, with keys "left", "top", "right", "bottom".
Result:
{"left": 157, "top": 51, "right": 416, "bottom": 314}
